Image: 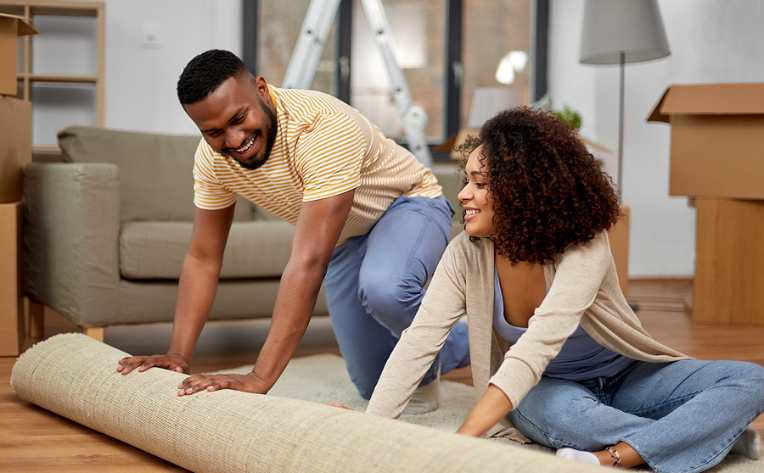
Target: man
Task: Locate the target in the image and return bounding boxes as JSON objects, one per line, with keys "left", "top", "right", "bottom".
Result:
{"left": 116, "top": 49, "right": 468, "bottom": 408}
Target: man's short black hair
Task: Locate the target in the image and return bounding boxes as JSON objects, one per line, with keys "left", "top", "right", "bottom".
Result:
{"left": 177, "top": 49, "right": 246, "bottom": 105}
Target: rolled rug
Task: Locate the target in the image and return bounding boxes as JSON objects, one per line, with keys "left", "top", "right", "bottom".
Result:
{"left": 11, "top": 334, "right": 599, "bottom": 473}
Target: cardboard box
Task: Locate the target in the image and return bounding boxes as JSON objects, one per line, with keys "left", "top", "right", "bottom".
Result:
{"left": 0, "top": 13, "right": 36, "bottom": 97}
{"left": 608, "top": 206, "right": 630, "bottom": 296}
{"left": 648, "top": 83, "right": 764, "bottom": 199}
{"left": 693, "top": 198, "right": 764, "bottom": 325}
{"left": 0, "top": 202, "right": 23, "bottom": 356}
{"left": 0, "top": 96, "right": 31, "bottom": 202}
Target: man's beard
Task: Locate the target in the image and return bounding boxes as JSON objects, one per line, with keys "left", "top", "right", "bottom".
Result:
{"left": 235, "top": 98, "right": 277, "bottom": 171}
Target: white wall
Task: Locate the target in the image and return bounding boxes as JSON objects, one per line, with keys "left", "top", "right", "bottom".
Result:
{"left": 104, "top": 0, "right": 242, "bottom": 134}
{"left": 549, "top": 0, "right": 764, "bottom": 277}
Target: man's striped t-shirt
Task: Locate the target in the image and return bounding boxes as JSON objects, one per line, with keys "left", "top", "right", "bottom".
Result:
{"left": 193, "top": 85, "right": 442, "bottom": 244}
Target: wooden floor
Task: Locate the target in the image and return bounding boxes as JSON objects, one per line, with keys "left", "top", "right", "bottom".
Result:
{"left": 1, "top": 280, "right": 763, "bottom": 472}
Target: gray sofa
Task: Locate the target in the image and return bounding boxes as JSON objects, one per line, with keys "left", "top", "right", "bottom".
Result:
{"left": 22, "top": 126, "right": 464, "bottom": 338}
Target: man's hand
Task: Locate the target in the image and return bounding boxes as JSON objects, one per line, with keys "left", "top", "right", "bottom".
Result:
{"left": 176, "top": 372, "right": 269, "bottom": 396}
{"left": 245, "top": 190, "right": 355, "bottom": 392}
{"left": 117, "top": 353, "right": 189, "bottom": 375}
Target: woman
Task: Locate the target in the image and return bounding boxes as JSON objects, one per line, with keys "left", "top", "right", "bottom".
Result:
{"left": 366, "top": 108, "right": 763, "bottom": 472}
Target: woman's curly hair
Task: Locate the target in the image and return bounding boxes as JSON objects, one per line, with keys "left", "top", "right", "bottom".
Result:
{"left": 461, "top": 107, "right": 620, "bottom": 265}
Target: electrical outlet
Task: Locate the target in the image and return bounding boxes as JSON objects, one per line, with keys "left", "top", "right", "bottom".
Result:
{"left": 141, "top": 23, "right": 162, "bottom": 50}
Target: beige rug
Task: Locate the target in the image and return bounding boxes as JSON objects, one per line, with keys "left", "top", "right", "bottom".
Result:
{"left": 14, "top": 334, "right": 606, "bottom": 473}
{"left": 255, "top": 354, "right": 762, "bottom": 473}
{"left": 11, "top": 335, "right": 760, "bottom": 473}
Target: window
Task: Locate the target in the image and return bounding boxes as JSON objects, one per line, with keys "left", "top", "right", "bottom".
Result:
{"left": 350, "top": 0, "right": 446, "bottom": 142}
{"left": 462, "top": 0, "right": 532, "bottom": 129}
{"left": 242, "top": 0, "right": 547, "bottom": 160}
{"left": 254, "top": 0, "right": 338, "bottom": 94}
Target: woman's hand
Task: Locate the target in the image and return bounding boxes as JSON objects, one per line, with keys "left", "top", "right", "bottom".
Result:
{"left": 456, "top": 423, "right": 485, "bottom": 437}
{"left": 456, "top": 384, "right": 514, "bottom": 437}
{"left": 177, "top": 372, "right": 270, "bottom": 396}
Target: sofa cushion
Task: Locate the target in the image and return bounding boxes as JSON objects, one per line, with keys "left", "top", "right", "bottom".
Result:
{"left": 120, "top": 221, "right": 294, "bottom": 280}
{"left": 115, "top": 280, "right": 330, "bottom": 325}
{"left": 58, "top": 126, "right": 252, "bottom": 223}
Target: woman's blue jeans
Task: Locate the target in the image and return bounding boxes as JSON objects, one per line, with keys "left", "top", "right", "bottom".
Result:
{"left": 323, "top": 195, "right": 470, "bottom": 399}
{"left": 508, "top": 359, "right": 764, "bottom": 473}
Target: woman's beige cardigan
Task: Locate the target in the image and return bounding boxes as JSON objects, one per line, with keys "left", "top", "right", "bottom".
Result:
{"left": 366, "top": 231, "right": 687, "bottom": 423}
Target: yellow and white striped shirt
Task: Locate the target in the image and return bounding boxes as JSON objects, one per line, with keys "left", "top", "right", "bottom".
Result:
{"left": 193, "top": 85, "right": 442, "bottom": 243}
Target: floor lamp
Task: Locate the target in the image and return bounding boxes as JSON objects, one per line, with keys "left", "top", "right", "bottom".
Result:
{"left": 579, "top": 0, "right": 670, "bottom": 200}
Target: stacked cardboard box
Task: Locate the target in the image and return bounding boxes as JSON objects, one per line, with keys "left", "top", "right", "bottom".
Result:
{"left": 648, "top": 83, "right": 764, "bottom": 325}
{"left": 0, "top": 14, "right": 36, "bottom": 356}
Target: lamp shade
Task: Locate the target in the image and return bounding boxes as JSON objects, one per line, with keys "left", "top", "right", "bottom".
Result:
{"left": 579, "top": 0, "right": 670, "bottom": 65}
{"left": 467, "top": 87, "right": 522, "bottom": 128}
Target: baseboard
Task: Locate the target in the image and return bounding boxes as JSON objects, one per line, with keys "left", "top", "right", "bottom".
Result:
{"left": 629, "top": 276, "right": 693, "bottom": 284}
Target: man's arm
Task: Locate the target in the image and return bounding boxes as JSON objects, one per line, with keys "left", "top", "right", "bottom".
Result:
{"left": 117, "top": 204, "right": 235, "bottom": 374}
{"left": 176, "top": 189, "right": 354, "bottom": 395}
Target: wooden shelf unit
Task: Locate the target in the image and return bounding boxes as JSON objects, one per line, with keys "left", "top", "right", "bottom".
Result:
{"left": 19, "top": 73, "right": 99, "bottom": 83}
{"left": 0, "top": 0, "right": 104, "bottom": 156}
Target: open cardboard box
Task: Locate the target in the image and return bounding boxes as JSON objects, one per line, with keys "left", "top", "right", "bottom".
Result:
{"left": 648, "top": 83, "right": 764, "bottom": 200}
{"left": 649, "top": 83, "right": 764, "bottom": 325}
{"left": 1, "top": 14, "right": 35, "bottom": 353}
{"left": 1, "top": 13, "right": 35, "bottom": 203}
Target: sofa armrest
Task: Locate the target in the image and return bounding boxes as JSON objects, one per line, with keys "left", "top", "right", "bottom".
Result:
{"left": 23, "top": 163, "right": 120, "bottom": 326}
